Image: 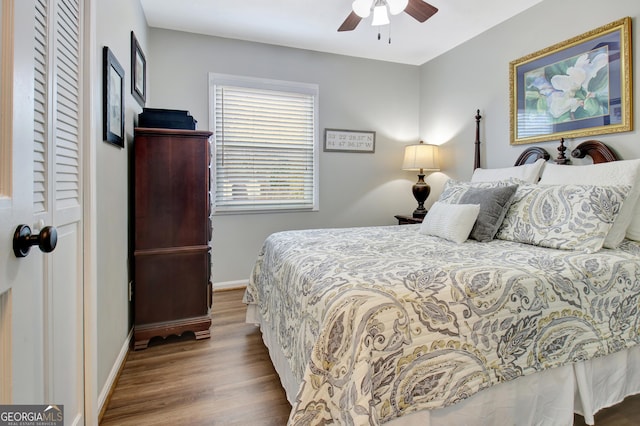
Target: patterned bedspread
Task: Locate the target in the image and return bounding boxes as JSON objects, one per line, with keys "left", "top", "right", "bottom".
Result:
{"left": 244, "top": 225, "right": 640, "bottom": 425}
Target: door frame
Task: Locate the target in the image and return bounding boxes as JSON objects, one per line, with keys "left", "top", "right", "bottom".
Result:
{"left": 82, "top": 0, "right": 98, "bottom": 423}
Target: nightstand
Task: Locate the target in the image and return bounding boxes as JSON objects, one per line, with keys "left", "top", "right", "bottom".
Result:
{"left": 394, "top": 215, "right": 424, "bottom": 225}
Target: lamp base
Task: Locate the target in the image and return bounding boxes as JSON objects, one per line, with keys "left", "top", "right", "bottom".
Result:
{"left": 412, "top": 174, "right": 431, "bottom": 218}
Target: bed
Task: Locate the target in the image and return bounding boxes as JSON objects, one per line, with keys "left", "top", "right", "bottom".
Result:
{"left": 244, "top": 117, "right": 640, "bottom": 425}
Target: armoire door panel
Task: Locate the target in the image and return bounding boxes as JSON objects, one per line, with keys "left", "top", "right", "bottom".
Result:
{"left": 134, "top": 249, "right": 209, "bottom": 324}
{"left": 134, "top": 130, "right": 211, "bottom": 249}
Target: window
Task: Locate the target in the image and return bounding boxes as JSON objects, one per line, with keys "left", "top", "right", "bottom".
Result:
{"left": 209, "top": 73, "right": 319, "bottom": 213}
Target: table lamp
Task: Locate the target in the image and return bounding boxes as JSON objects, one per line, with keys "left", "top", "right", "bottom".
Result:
{"left": 402, "top": 141, "right": 440, "bottom": 217}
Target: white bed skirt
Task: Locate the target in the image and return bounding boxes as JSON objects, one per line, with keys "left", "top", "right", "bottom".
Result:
{"left": 247, "top": 305, "right": 640, "bottom": 426}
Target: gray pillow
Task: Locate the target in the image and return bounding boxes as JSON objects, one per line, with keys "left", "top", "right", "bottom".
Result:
{"left": 459, "top": 185, "right": 518, "bottom": 242}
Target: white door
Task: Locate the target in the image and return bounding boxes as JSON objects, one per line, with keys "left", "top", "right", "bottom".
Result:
{"left": 0, "top": 0, "right": 84, "bottom": 424}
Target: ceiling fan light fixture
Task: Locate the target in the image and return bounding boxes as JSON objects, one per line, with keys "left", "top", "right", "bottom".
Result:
{"left": 371, "top": 4, "right": 390, "bottom": 26}
{"left": 352, "top": 0, "right": 373, "bottom": 18}
{"left": 386, "top": 0, "right": 408, "bottom": 15}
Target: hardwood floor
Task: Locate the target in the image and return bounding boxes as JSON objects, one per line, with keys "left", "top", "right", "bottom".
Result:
{"left": 101, "top": 288, "right": 640, "bottom": 425}
{"left": 100, "top": 289, "right": 290, "bottom": 425}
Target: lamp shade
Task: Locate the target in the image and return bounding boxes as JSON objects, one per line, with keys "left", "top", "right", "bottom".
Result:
{"left": 402, "top": 142, "right": 440, "bottom": 172}
{"left": 371, "top": 4, "right": 390, "bottom": 26}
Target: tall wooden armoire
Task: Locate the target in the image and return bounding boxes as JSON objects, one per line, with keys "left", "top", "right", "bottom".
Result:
{"left": 133, "top": 127, "right": 213, "bottom": 350}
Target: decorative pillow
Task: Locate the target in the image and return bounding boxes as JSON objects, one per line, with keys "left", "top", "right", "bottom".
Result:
{"left": 459, "top": 185, "right": 518, "bottom": 242}
{"left": 419, "top": 202, "right": 480, "bottom": 244}
{"left": 539, "top": 160, "right": 640, "bottom": 247}
{"left": 471, "top": 158, "right": 546, "bottom": 184}
{"left": 439, "top": 178, "right": 523, "bottom": 204}
{"left": 496, "top": 184, "right": 630, "bottom": 253}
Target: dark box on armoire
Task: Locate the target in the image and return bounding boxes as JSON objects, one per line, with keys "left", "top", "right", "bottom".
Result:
{"left": 138, "top": 108, "right": 197, "bottom": 130}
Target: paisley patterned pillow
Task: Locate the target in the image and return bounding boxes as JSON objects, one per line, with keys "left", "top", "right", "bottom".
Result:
{"left": 496, "top": 184, "right": 630, "bottom": 253}
{"left": 539, "top": 159, "right": 640, "bottom": 248}
{"left": 439, "top": 178, "right": 524, "bottom": 203}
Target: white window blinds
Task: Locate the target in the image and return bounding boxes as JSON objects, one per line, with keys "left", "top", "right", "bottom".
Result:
{"left": 209, "top": 74, "right": 319, "bottom": 213}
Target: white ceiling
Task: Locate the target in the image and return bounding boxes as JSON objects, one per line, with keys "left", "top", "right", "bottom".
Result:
{"left": 140, "top": 0, "right": 543, "bottom": 66}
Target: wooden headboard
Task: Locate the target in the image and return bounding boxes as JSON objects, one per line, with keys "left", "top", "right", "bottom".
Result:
{"left": 513, "top": 147, "right": 550, "bottom": 166}
{"left": 571, "top": 140, "right": 619, "bottom": 163}
{"left": 513, "top": 140, "right": 619, "bottom": 166}
{"left": 471, "top": 109, "right": 619, "bottom": 167}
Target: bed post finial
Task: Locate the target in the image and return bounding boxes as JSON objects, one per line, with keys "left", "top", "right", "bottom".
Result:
{"left": 555, "top": 138, "right": 570, "bottom": 164}
{"left": 474, "top": 109, "right": 481, "bottom": 170}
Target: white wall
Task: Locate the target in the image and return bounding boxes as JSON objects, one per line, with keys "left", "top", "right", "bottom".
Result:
{"left": 94, "top": 0, "right": 148, "bottom": 398}
{"left": 419, "top": 0, "right": 639, "bottom": 187}
{"left": 147, "top": 29, "right": 422, "bottom": 284}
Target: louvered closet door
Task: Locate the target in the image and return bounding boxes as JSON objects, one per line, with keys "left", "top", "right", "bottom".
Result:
{"left": 35, "top": 0, "right": 84, "bottom": 423}
{"left": 0, "top": 0, "right": 83, "bottom": 415}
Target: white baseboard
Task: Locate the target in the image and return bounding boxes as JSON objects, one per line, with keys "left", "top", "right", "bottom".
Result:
{"left": 98, "top": 283, "right": 244, "bottom": 414}
{"left": 212, "top": 279, "right": 248, "bottom": 291}
{"left": 98, "top": 328, "right": 132, "bottom": 415}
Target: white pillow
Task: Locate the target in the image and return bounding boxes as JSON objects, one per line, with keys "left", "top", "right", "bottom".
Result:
{"left": 419, "top": 201, "right": 480, "bottom": 244}
{"left": 539, "top": 159, "right": 640, "bottom": 248}
{"left": 471, "top": 158, "right": 546, "bottom": 184}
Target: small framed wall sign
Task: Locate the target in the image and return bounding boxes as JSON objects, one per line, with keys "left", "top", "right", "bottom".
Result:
{"left": 131, "top": 31, "right": 146, "bottom": 107}
{"left": 103, "top": 46, "right": 125, "bottom": 148}
{"left": 324, "top": 129, "right": 376, "bottom": 153}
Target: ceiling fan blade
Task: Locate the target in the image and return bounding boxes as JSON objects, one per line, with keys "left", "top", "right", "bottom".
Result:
{"left": 405, "top": 0, "right": 438, "bottom": 23}
{"left": 338, "top": 11, "right": 362, "bottom": 32}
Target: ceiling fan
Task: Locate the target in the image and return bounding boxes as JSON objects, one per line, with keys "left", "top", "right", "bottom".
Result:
{"left": 338, "top": 0, "right": 438, "bottom": 32}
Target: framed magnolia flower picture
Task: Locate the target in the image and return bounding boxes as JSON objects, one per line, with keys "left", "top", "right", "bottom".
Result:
{"left": 509, "top": 17, "right": 632, "bottom": 145}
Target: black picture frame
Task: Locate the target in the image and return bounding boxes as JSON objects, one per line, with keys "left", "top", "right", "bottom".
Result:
{"left": 103, "top": 46, "right": 125, "bottom": 148}
{"left": 131, "top": 31, "right": 146, "bottom": 107}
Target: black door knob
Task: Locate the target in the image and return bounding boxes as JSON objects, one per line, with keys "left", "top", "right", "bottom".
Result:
{"left": 13, "top": 224, "right": 58, "bottom": 258}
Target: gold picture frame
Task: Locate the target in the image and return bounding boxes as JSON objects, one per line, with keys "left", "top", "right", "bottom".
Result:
{"left": 510, "top": 17, "right": 632, "bottom": 145}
